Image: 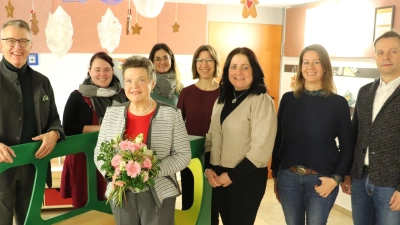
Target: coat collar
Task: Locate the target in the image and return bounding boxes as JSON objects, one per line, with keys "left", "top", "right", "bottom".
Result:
{"left": 369, "top": 78, "right": 400, "bottom": 123}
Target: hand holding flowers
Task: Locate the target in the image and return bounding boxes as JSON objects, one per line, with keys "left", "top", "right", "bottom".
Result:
{"left": 97, "top": 133, "right": 161, "bottom": 207}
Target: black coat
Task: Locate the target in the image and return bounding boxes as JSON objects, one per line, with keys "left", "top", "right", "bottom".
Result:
{"left": 0, "top": 60, "right": 65, "bottom": 189}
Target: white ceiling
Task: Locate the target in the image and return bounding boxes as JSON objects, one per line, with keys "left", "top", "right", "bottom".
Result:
{"left": 165, "top": 0, "right": 322, "bottom": 8}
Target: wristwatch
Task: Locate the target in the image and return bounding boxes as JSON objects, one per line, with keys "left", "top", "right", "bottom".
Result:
{"left": 330, "top": 174, "right": 343, "bottom": 186}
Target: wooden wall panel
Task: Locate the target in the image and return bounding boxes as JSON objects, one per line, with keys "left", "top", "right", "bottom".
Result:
{"left": 284, "top": 0, "right": 400, "bottom": 57}
{"left": 284, "top": 3, "right": 315, "bottom": 57}
{"left": 208, "top": 22, "right": 282, "bottom": 110}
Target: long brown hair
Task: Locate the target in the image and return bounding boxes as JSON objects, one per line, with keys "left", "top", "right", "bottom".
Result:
{"left": 293, "top": 44, "right": 336, "bottom": 98}
{"left": 148, "top": 43, "right": 183, "bottom": 93}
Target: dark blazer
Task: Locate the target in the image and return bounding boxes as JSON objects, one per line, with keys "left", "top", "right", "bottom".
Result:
{"left": 350, "top": 78, "right": 400, "bottom": 191}
{"left": 0, "top": 59, "right": 65, "bottom": 190}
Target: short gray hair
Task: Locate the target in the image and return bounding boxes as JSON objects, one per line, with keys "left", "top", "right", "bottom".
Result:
{"left": 122, "top": 55, "right": 156, "bottom": 81}
{"left": 1, "top": 20, "right": 32, "bottom": 40}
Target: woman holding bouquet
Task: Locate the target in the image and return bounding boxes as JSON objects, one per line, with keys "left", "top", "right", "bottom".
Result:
{"left": 205, "top": 47, "right": 277, "bottom": 225}
{"left": 94, "top": 55, "right": 191, "bottom": 225}
{"left": 60, "top": 52, "right": 127, "bottom": 208}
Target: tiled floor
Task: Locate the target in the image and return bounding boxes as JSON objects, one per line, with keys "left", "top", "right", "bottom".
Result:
{"left": 39, "top": 179, "right": 353, "bottom": 225}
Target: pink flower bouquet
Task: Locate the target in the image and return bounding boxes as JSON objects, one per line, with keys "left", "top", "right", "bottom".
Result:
{"left": 97, "top": 133, "right": 161, "bottom": 207}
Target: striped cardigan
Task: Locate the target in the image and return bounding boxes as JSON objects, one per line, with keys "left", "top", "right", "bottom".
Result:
{"left": 94, "top": 101, "right": 191, "bottom": 207}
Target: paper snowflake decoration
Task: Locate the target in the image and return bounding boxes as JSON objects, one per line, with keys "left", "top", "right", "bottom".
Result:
{"left": 45, "top": 6, "right": 73, "bottom": 58}
{"left": 98, "top": 8, "right": 121, "bottom": 53}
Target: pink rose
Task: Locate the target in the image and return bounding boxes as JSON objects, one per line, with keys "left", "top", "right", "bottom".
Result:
{"left": 111, "top": 155, "right": 122, "bottom": 168}
{"left": 131, "top": 143, "right": 141, "bottom": 152}
{"left": 142, "top": 157, "right": 152, "bottom": 169}
{"left": 119, "top": 140, "right": 131, "bottom": 151}
{"left": 126, "top": 160, "right": 141, "bottom": 178}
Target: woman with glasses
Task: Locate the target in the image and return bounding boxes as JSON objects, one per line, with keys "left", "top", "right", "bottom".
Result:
{"left": 177, "top": 45, "right": 220, "bottom": 225}
{"left": 148, "top": 43, "right": 184, "bottom": 106}
{"left": 271, "top": 44, "right": 353, "bottom": 225}
{"left": 60, "top": 52, "right": 127, "bottom": 208}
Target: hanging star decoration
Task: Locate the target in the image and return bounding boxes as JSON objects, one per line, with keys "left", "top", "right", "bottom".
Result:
{"left": 172, "top": 22, "right": 180, "bottom": 33}
{"left": 5, "top": 0, "right": 15, "bottom": 18}
{"left": 29, "top": 10, "right": 40, "bottom": 35}
{"left": 132, "top": 23, "right": 142, "bottom": 35}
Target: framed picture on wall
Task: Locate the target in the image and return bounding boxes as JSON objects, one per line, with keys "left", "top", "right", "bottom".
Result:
{"left": 28, "top": 53, "right": 38, "bottom": 66}
{"left": 373, "top": 6, "right": 395, "bottom": 41}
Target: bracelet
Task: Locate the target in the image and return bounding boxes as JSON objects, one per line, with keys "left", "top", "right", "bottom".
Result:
{"left": 204, "top": 169, "right": 208, "bottom": 178}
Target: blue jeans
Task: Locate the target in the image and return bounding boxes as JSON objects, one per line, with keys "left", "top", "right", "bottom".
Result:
{"left": 277, "top": 169, "right": 338, "bottom": 225}
{"left": 351, "top": 173, "right": 400, "bottom": 225}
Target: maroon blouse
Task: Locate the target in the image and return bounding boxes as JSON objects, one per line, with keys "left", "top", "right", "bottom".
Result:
{"left": 177, "top": 84, "right": 219, "bottom": 136}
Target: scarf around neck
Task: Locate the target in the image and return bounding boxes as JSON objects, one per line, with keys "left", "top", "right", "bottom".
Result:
{"left": 154, "top": 71, "right": 176, "bottom": 99}
{"left": 78, "top": 75, "right": 126, "bottom": 124}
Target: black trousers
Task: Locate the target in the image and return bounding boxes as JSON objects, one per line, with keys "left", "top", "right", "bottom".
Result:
{"left": 212, "top": 166, "right": 268, "bottom": 225}
{"left": 0, "top": 164, "right": 35, "bottom": 225}
{"left": 181, "top": 168, "right": 219, "bottom": 225}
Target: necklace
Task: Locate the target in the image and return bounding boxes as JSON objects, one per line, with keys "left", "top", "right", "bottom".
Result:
{"left": 232, "top": 89, "right": 248, "bottom": 103}
{"left": 130, "top": 99, "right": 153, "bottom": 115}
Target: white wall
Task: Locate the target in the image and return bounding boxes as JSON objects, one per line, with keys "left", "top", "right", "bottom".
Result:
{"left": 28, "top": 53, "right": 195, "bottom": 122}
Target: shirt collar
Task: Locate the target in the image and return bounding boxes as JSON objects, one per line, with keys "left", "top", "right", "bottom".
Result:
{"left": 379, "top": 75, "right": 400, "bottom": 90}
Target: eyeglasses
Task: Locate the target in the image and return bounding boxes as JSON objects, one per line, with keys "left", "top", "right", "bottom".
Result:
{"left": 195, "top": 58, "right": 214, "bottom": 64}
{"left": 154, "top": 56, "right": 170, "bottom": 63}
{"left": 1, "top": 38, "right": 30, "bottom": 48}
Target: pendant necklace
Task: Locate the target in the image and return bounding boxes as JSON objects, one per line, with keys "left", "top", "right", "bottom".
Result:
{"left": 232, "top": 89, "right": 248, "bottom": 103}
{"left": 130, "top": 99, "right": 153, "bottom": 115}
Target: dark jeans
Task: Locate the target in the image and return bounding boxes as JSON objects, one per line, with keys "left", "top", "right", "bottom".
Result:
{"left": 181, "top": 167, "right": 219, "bottom": 225}
{"left": 351, "top": 173, "right": 400, "bottom": 225}
{"left": 277, "top": 169, "right": 338, "bottom": 225}
{"left": 213, "top": 166, "right": 267, "bottom": 225}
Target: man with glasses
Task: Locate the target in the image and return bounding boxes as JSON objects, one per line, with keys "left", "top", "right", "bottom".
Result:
{"left": 0, "top": 19, "right": 65, "bottom": 225}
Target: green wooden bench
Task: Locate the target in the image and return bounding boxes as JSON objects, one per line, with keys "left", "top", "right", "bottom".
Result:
{"left": 0, "top": 132, "right": 211, "bottom": 225}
